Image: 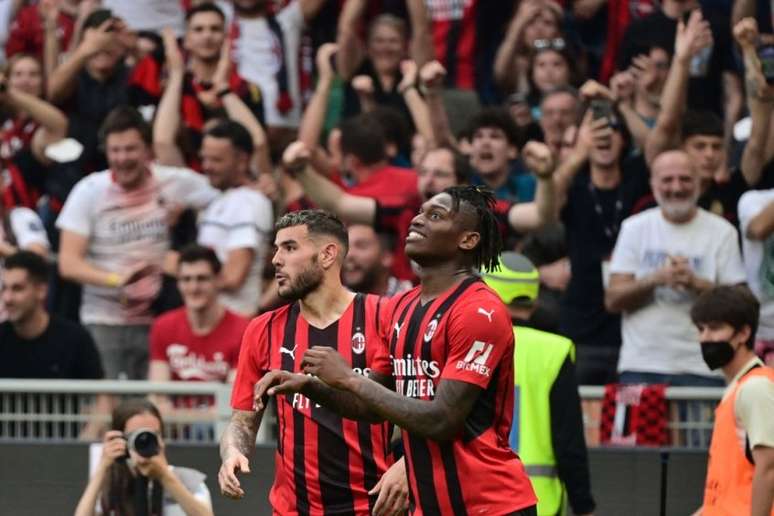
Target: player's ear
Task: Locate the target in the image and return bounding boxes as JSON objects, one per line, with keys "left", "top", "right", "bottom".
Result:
{"left": 319, "top": 241, "right": 340, "bottom": 269}
{"left": 458, "top": 230, "right": 480, "bottom": 251}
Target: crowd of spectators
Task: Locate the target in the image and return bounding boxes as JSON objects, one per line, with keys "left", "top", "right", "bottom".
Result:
{"left": 1, "top": 0, "right": 773, "bottom": 390}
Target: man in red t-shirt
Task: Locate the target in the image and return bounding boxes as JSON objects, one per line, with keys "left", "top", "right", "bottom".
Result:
{"left": 219, "top": 210, "right": 407, "bottom": 515}
{"left": 256, "top": 186, "right": 538, "bottom": 515}
{"left": 149, "top": 245, "right": 248, "bottom": 385}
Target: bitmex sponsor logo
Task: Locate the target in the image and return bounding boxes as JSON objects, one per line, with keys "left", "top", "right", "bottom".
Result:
{"left": 456, "top": 340, "right": 493, "bottom": 377}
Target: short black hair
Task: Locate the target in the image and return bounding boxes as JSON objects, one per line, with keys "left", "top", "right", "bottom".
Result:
{"left": 443, "top": 186, "right": 503, "bottom": 272}
{"left": 185, "top": 2, "right": 226, "bottom": 24}
{"left": 691, "top": 285, "right": 760, "bottom": 349}
{"left": 339, "top": 113, "right": 387, "bottom": 165}
{"left": 682, "top": 110, "right": 723, "bottom": 141}
{"left": 99, "top": 106, "right": 152, "bottom": 147}
{"left": 178, "top": 244, "right": 222, "bottom": 274}
{"left": 204, "top": 119, "right": 254, "bottom": 156}
{"left": 371, "top": 106, "right": 410, "bottom": 156}
{"left": 83, "top": 8, "right": 115, "bottom": 31}
{"left": 468, "top": 108, "right": 520, "bottom": 148}
{"left": 275, "top": 210, "right": 349, "bottom": 255}
{"left": 4, "top": 251, "right": 49, "bottom": 284}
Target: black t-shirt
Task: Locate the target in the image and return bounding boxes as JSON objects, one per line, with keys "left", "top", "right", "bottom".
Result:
{"left": 618, "top": 7, "right": 736, "bottom": 116}
{"left": 0, "top": 315, "right": 104, "bottom": 379}
{"left": 560, "top": 156, "right": 652, "bottom": 347}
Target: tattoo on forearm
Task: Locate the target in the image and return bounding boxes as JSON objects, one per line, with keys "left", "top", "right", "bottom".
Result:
{"left": 302, "top": 379, "right": 382, "bottom": 422}
{"left": 220, "top": 411, "right": 259, "bottom": 458}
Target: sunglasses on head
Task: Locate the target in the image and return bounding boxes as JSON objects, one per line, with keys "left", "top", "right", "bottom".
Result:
{"left": 533, "top": 38, "right": 566, "bottom": 51}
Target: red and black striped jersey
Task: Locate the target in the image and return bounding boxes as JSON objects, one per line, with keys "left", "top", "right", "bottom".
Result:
{"left": 232, "top": 293, "right": 393, "bottom": 515}
{"left": 372, "top": 277, "right": 537, "bottom": 515}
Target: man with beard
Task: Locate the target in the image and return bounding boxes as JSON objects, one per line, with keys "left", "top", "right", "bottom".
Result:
{"left": 0, "top": 251, "right": 103, "bottom": 380}
{"left": 285, "top": 140, "right": 558, "bottom": 280}
{"left": 343, "top": 225, "right": 412, "bottom": 297}
{"left": 218, "top": 210, "right": 408, "bottom": 515}
{"left": 605, "top": 150, "right": 747, "bottom": 386}
{"left": 57, "top": 107, "right": 217, "bottom": 379}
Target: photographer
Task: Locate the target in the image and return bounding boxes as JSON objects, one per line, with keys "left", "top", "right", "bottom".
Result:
{"left": 74, "top": 399, "right": 213, "bottom": 516}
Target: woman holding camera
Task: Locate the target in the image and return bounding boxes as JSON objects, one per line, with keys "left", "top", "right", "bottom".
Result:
{"left": 75, "top": 399, "right": 213, "bottom": 516}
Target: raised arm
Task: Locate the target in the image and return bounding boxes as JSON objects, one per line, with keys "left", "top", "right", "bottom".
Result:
{"left": 299, "top": 43, "right": 338, "bottom": 175}
{"left": 507, "top": 141, "right": 558, "bottom": 232}
{"left": 48, "top": 18, "right": 115, "bottom": 104}
{"left": 610, "top": 68, "right": 651, "bottom": 150}
{"left": 212, "top": 39, "right": 272, "bottom": 176}
{"left": 397, "top": 60, "right": 434, "bottom": 146}
{"left": 645, "top": 10, "right": 713, "bottom": 166}
{"left": 283, "top": 141, "right": 377, "bottom": 225}
{"left": 406, "top": 0, "right": 433, "bottom": 68}
{"left": 41, "top": 1, "right": 60, "bottom": 83}
{"left": 419, "top": 61, "right": 456, "bottom": 148}
{"left": 335, "top": 0, "right": 368, "bottom": 80}
{"left": 493, "top": 2, "right": 540, "bottom": 93}
{"left": 153, "top": 28, "right": 186, "bottom": 167}
{"left": 2, "top": 87, "right": 68, "bottom": 164}
{"left": 734, "top": 18, "right": 774, "bottom": 186}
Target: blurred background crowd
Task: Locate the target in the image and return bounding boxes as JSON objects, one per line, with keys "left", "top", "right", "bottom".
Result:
{"left": 1, "top": 0, "right": 774, "bottom": 393}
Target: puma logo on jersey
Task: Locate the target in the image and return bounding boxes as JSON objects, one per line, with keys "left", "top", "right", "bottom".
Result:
{"left": 280, "top": 345, "right": 296, "bottom": 360}
{"left": 477, "top": 307, "right": 495, "bottom": 322}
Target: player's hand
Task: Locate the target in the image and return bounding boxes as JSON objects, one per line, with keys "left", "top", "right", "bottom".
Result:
{"left": 218, "top": 451, "right": 250, "bottom": 499}
{"left": 370, "top": 457, "right": 409, "bottom": 516}
{"left": 301, "top": 346, "right": 356, "bottom": 390}
{"left": 522, "top": 141, "right": 555, "bottom": 179}
{"left": 253, "top": 370, "right": 309, "bottom": 411}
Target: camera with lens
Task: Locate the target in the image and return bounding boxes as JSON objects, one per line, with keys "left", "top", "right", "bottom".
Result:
{"left": 117, "top": 428, "right": 160, "bottom": 461}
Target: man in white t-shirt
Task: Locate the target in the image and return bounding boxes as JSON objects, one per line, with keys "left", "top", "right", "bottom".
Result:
{"left": 230, "top": 0, "right": 325, "bottom": 134}
{"left": 0, "top": 205, "right": 49, "bottom": 321}
{"left": 56, "top": 107, "right": 217, "bottom": 379}
{"left": 605, "top": 150, "right": 747, "bottom": 386}
{"left": 738, "top": 188, "right": 774, "bottom": 367}
{"left": 197, "top": 119, "right": 272, "bottom": 316}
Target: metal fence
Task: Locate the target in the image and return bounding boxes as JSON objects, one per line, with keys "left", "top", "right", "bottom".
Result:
{"left": 0, "top": 380, "right": 723, "bottom": 448}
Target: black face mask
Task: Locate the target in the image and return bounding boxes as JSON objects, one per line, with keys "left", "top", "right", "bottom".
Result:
{"left": 700, "top": 340, "right": 737, "bottom": 370}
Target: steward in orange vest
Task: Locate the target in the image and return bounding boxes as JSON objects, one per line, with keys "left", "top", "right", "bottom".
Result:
{"left": 690, "top": 286, "right": 774, "bottom": 516}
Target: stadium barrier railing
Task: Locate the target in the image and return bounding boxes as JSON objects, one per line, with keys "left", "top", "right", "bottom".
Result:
{"left": 0, "top": 380, "right": 722, "bottom": 448}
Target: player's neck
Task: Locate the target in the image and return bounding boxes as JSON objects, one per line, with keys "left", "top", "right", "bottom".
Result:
{"left": 300, "top": 279, "right": 356, "bottom": 329}
{"left": 418, "top": 264, "right": 473, "bottom": 303}
{"left": 187, "top": 302, "right": 225, "bottom": 336}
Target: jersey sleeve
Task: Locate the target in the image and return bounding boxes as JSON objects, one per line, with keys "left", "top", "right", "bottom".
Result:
{"left": 440, "top": 295, "right": 514, "bottom": 389}
{"left": 368, "top": 295, "right": 394, "bottom": 376}
{"left": 231, "top": 313, "right": 273, "bottom": 411}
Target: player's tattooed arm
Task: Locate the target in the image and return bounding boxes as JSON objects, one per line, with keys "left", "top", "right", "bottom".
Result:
{"left": 219, "top": 409, "right": 261, "bottom": 460}
{"left": 302, "top": 346, "right": 481, "bottom": 441}
{"left": 252, "top": 369, "right": 390, "bottom": 422}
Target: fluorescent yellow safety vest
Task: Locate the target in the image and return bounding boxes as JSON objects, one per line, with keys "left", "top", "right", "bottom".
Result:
{"left": 510, "top": 326, "right": 575, "bottom": 516}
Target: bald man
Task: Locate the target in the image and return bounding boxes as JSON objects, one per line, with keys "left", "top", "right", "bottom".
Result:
{"left": 604, "top": 150, "right": 747, "bottom": 386}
